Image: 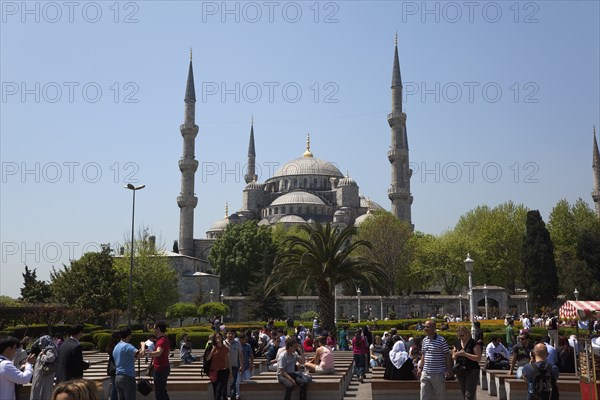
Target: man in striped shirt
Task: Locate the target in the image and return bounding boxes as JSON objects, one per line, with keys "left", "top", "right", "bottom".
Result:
{"left": 417, "top": 320, "right": 453, "bottom": 400}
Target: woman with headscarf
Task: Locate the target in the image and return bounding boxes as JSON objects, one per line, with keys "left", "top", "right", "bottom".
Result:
{"left": 384, "top": 337, "right": 416, "bottom": 380}
{"left": 30, "top": 335, "right": 58, "bottom": 400}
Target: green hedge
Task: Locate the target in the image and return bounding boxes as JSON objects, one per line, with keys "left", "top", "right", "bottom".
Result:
{"left": 80, "top": 341, "right": 96, "bottom": 351}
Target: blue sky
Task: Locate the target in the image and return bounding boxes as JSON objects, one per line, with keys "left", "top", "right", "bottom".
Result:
{"left": 1, "top": 1, "right": 599, "bottom": 298}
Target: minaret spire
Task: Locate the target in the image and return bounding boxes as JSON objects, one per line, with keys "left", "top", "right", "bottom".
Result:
{"left": 244, "top": 116, "right": 257, "bottom": 184}
{"left": 592, "top": 125, "right": 600, "bottom": 218}
{"left": 387, "top": 34, "right": 413, "bottom": 228}
{"left": 177, "top": 53, "right": 199, "bottom": 256}
{"left": 303, "top": 133, "right": 313, "bottom": 157}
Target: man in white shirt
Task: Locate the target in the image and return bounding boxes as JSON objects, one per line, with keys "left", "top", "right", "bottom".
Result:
{"left": 0, "top": 336, "right": 36, "bottom": 400}
{"left": 485, "top": 336, "right": 510, "bottom": 369}
{"left": 520, "top": 314, "right": 532, "bottom": 331}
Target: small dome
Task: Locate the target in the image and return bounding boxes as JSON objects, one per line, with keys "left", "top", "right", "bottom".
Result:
{"left": 277, "top": 215, "right": 306, "bottom": 224}
{"left": 354, "top": 213, "right": 374, "bottom": 227}
{"left": 208, "top": 217, "right": 229, "bottom": 231}
{"left": 258, "top": 218, "right": 270, "bottom": 226}
{"left": 244, "top": 181, "right": 263, "bottom": 190}
{"left": 338, "top": 176, "right": 357, "bottom": 187}
{"left": 359, "top": 196, "right": 384, "bottom": 210}
{"left": 334, "top": 210, "right": 348, "bottom": 216}
{"left": 270, "top": 191, "right": 325, "bottom": 207}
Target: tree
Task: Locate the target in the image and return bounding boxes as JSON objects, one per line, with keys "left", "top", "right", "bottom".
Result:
{"left": 453, "top": 202, "right": 528, "bottom": 292}
{"left": 521, "top": 210, "right": 559, "bottom": 307}
{"left": 50, "top": 244, "right": 126, "bottom": 315}
{"left": 355, "top": 210, "right": 415, "bottom": 295}
{"left": 209, "top": 221, "right": 277, "bottom": 295}
{"left": 548, "top": 198, "right": 600, "bottom": 298}
{"left": 166, "top": 302, "right": 198, "bottom": 327}
{"left": 20, "top": 266, "right": 52, "bottom": 303}
{"left": 266, "top": 221, "right": 389, "bottom": 332}
{"left": 198, "top": 302, "right": 229, "bottom": 321}
{"left": 114, "top": 231, "right": 179, "bottom": 322}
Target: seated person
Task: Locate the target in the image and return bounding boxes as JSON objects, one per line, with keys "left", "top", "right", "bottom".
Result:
{"left": 485, "top": 336, "right": 510, "bottom": 370}
{"left": 266, "top": 337, "right": 281, "bottom": 371}
{"left": 305, "top": 336, "right": 335, "bottom": 374}
{"left": 384, "top": 337, "right": 416, "bottom": 380}
{"left": 303, "top": 334, "right": 315, "bottom": 353}
{"left": 509, "top": 332, "right": 534, "bottom": 378}
{"left": 369, "top": 335, "right": 384, "bottom": 368}
{"left": 179, "top": 333, "right": 198, "bottom": 364}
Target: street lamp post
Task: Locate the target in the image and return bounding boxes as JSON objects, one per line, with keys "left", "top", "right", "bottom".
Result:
{"left": 464, "top": 253, "right": 475, "bottom": 337}
{"left": 483, "top": 284, "right": 489, "bottom": 320}
{"left": 210, "top": 289, "right": 214, "bottom": 302}
{"left": 357, "top": 287, "right": 361, "bottom": 323}
{"left": 334, "top": 286, "right": 339, "bottom": 325}
{"left": 458, "top": 293, "right": 463, "bottom": 320}
{"left": 125, "top": 183, "right": 145, "bottom": 327}
{"left": 380, "top": 296, "right": 383, "bottom": 320}
{"left": 220, "top": 292, "right": 224, "bottom": 322}
{"left": 574, "top": 288, "right": 579, "bottom": 301}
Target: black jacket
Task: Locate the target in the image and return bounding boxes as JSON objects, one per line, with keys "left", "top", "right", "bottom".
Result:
{"left": 56, "top": 338, "right": 90, "bottom": 382}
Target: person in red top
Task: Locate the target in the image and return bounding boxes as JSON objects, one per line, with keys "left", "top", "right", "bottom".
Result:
{"left": 146, "top": 322, "right": 171, "bottom": 400}
{"left": 352, "top": 328, "right": 369, "bottom": 383}
{"left": 205, "top": 332, "right": 230, "bottom": 400}
{"left": 303, "top": 333, "right": 315, "bottom": 353}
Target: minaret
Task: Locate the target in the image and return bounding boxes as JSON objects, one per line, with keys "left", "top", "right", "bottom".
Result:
{"left": 593, "top": 126, "right": 600, "bottom": 218}
{"left": 387, "top": 33, "right": 413, "bottom": 227}
{"left": 244, "top": 116, "right": 257, "bottom": 184}
{"left": 177, "top": 49, "right": 199, "bottom": 256}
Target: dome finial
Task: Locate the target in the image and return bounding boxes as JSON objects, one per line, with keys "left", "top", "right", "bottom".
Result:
{"left": 346, "top": 170, "right": 350, "bottom": 178}
{"left": 395, "top": 32, "right": 398, "bottom": 46}
{"left": 190, "top": 47, "right": 193, "bottom": 61}
{"left": 251, "top": 114, "right": 254, "bottom": 125}
{"left": 224, "top": 202, "right": 229, "bottom": 219}
{"left": 303, "top": 133, "right": 313, "bottom": 157}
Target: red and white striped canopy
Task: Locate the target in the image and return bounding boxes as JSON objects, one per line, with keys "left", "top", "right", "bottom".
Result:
{"left": 559, "top": 300, "right": 600, "bottom": 320}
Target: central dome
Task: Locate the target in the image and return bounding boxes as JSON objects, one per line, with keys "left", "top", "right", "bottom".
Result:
{"left": 270, "top": 191, "right": 326, "bottom": 206}
{"left": 273, "top": 156, "right": 343, "bottom": 178}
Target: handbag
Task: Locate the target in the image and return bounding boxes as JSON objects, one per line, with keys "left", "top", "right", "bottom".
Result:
{"left": 137, "top": 359, "right": 153, "bottom": 396}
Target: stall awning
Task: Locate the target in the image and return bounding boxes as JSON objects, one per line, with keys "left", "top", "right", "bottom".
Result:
{"left": 559, "top": 300, "right": 600, "bottom": 320}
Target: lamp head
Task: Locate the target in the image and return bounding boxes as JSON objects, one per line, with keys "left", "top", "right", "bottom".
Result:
{"left": 464, "top": 253, "right": 474, "bottom": 273}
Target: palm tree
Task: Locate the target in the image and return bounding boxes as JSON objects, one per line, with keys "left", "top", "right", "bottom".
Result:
{"left": 266, "top": 221, "right": 389, "bottom": 332}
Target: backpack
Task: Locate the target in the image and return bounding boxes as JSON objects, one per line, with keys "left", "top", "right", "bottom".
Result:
{"left": 531, "top": 362, "right": 557, "bottom": 400}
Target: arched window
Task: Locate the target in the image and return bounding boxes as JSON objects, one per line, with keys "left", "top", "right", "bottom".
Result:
{"left": 313, "top": 178, "right": 318, "bottom": 188}
{"left": 269, "top": 208, "right": 272, "bottom": 216}
{"left": 284, "top": 180, "right": 288, "bottom": 190}
{"left": 275, "top": 207, "right": 279, "bottom": 214}
{"left": 293, "top": 178, "right": 298, "bottom": 189}
{"left": 303, "top": 178, "right": 308, "bottom": 188}
{"left": 282, "top": 206, "right": 286, "bottom": 214}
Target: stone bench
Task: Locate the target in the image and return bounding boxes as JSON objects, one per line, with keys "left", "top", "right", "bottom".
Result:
{"left": 504, "top": 378, "right": 581, "bottom": 400}
{"left": 371, "top": 378, "right": 463, "bottom": 400}
{"left": 239, "top": 377, "right": 344, "bottom": 400}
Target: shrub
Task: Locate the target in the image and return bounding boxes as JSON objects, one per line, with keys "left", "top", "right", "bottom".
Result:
{"left": 300, "top": 311, "right": 318, "bottom": 320}
{"left": 79, "top": 341, "right": 95, "bottom": 351}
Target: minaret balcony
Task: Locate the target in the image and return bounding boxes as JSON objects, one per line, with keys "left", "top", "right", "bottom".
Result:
{"left": 387, "top": 112, "right": 406, "bottom": 122}
{"left": 387, "top": 149, "right": 408, "bottom": 161}
{"left": 179, "top": 158, "right": 199, "bottom": 172}
{"left": 177, "top": 195, "right": 198, "bottom": 208}
{"left": 592, "top": 190, "right": 600, "bottom": 202}
{"left": 180, "top": 123, "right": 199, "bottom": 135}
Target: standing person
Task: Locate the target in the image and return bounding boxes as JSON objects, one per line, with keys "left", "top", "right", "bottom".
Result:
{"left": 557, "top": 336, "right": 575, "bottom": 373}
{"left": 338, "top": 325, "right": 349, "bottom": 351}
{"left": 56, "top": 324, "right": 90, "bottom": 383}
{"left": 114, "top": 328, "right": 144, "bottom": 400}
{"left": 351, "top": 328, "right": 369, "bottom": 383}
{"left": 546, "top": 315, "right": 559, "bottom": 348}
{"left": 277, "top": 339, "right": 308, "bottom": 400}
{"left": 509, "top": 332, "right": 534, "bottom": 378}
{"left": 0, "top": 336, "right": 36, "bottom": 400}
{"left": 145, "top": 321, "right": 171, "bottom": 400}
{"left": 417, "top": 320, "right": 453, "bottom": 400}
{"left": 106, "top": 331, "right": 121, "bottom": 400}
{"left": 521, "top": 343, "right": 559, "bottom": 400}
{"left": 30, "top": 335, "right": 59, "bottom": 400}
{"left": 239, "top": 334, "right": 254, "bottom": 382}
{"left": 452, "top": 326, "right": 481, "bottom": 400}
{"left": 505, "top": 319, "right": 517, "bottom": 355}
{"left": 144, "top": 335, "right": 156, "bottom": 364}
{"left": 205, "top": 332, "right": 230, "bottom": 400}
{"left": 224, "top": 329, "right": 243, "bottom": 400}
{"left": 13, "top": 337, "right": 30, "bottom": 370}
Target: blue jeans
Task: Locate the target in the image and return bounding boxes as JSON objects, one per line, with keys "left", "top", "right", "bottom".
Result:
{"left": 153, "top": 365, "right": 170, "bottom": 400}
{"left": 115, "top": 374, "right": 136, "bottom": 400}
{"left": 230, "top": 366, "right": 240, "bottom": 398}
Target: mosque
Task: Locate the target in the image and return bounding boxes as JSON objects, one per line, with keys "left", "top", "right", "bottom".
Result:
{"left": 165, "top": 37, "right": 413, "bottom": 302}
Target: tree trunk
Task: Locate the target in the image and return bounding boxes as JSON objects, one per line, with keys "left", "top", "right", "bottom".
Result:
{"left": 318, "top": 284, "right": 335, "bottom": 333}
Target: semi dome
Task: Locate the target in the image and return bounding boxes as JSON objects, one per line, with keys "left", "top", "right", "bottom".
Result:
{"left": 272, "top": 156, "right": 343, "bottom": 178}
{"left": 270, "top": 191, "right": 325, "bottom": 206}
{"left": 208, "top": 217, "right": 229, "bottom": 231}
{"left": 277, "top": 215, "right": 306, "bottom": 224}
{"left": 354, "top": 212, "right": 374, "bottom": 227}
